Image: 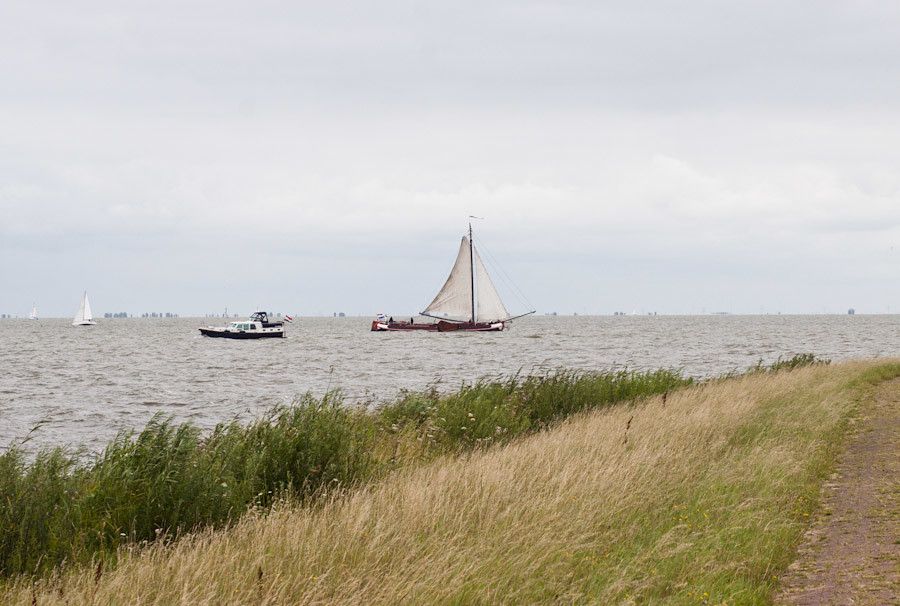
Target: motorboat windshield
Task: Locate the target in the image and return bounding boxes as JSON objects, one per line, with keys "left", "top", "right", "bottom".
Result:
{"left": 229, "top": 322, "right": 260, "bottom": 330}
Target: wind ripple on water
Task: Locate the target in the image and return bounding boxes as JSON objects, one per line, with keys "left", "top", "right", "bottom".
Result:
{"left": 1, "top": 315, "right": 897, "bottom": 452}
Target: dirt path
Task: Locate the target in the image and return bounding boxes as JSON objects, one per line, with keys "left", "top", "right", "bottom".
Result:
{"left": 776, "top": 377, "right": 899, "bottom": 605}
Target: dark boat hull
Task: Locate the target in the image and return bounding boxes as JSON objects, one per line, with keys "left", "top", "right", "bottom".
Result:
{"left": 371, "top": 320, "right": 505, "bottom": 332}
{"left": 199, "top": 328, "right": 284, "bottom": 339}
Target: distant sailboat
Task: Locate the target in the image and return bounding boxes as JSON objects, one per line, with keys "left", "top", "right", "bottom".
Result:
{"left": 372, "top": 223, "right": 534, "bottom": 332}
{"left": 29, "top": 303, "right": 38, "bottom": 320}
{"left": 72, "top": 292, "right": 97, "bottom": 326}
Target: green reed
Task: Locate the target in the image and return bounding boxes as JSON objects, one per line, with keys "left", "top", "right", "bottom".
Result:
{"left": 379, "top": 369, "right": 690, "bottom": 451}
{"left": 0, "top": 369, "right": 688, "bottom": 580}
{"left": 749, "top": 353, "right": 831, "bottom": 374}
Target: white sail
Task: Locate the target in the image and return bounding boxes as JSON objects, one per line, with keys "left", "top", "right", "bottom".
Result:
{"left": 73, "top": 294, "right": 86, "bottom": 324}
{"left": 422, "top": 234, "right": 513, "bottom": 323}
{"left": 422, "top": 237, "right": 474, "bottom": 321}
{"left": 474, "top": 247, "right": 510, "bottom": 322}
{"left": 83, "top": 294, "right": 93, "bottom": 321}
{"left": 73, "top": 292, "right": 96, "bottom": 326}
{"left": 29, "top": 304, "right": 37, "bottom": 320}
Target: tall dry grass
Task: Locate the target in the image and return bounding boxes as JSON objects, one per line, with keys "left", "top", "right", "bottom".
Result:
{"left": 5, "top": 360, "right": 896, "bottom": 605}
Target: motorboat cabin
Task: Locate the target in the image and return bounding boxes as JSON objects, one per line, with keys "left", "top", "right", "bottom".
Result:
{"left": 199, "top": 311, "right": 286, "bottom": 339}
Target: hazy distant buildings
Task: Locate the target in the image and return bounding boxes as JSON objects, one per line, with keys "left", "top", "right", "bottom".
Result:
{"left": 848, "top": 308, "right": 856, "bottom": 315}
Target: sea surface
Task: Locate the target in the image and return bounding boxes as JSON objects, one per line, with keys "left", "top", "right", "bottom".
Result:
{"left": 1, "top": 315, "right": 897, "bottom": 452}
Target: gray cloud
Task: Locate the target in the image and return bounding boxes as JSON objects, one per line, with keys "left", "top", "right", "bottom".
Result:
{"left": 2, "top": 1, "right": 899, "bottom": 317}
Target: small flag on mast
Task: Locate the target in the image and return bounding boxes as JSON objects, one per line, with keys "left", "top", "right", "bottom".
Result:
{"left": 283, "top": 315, "right": 294, "bottom": 323}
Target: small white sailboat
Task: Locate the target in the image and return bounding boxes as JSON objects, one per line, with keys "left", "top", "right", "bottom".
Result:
{"left": 29, "top": 303, "right": 38, "bottom": 320}
{"left": 72, "top": 291, "right": 97, "bottom": 326}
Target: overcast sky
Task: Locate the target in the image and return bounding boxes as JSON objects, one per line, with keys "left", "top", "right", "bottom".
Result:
{"left": 2, "top": 1, "right": 899, "bottom": 317}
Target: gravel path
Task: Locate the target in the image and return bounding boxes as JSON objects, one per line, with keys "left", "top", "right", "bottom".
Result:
{"left": 776, "top": 377, "right": 899, "bottom": 605}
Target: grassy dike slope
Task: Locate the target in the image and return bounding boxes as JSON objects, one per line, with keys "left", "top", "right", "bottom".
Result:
{"left": 9, "top": 360, "right": 898, "bottom": 605}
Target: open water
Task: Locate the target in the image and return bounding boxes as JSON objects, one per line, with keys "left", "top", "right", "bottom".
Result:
{"left": 1, "top": 315, "right": 897, "bottom": 452}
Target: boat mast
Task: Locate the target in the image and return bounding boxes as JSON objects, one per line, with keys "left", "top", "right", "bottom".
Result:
{"left": 469, "top": 222, "right": 475, "bottom": 323}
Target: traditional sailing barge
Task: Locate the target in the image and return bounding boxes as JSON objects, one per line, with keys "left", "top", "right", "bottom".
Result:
{"left": 372, "top": 224, "right": 533, "bottom": 332}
